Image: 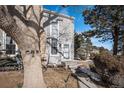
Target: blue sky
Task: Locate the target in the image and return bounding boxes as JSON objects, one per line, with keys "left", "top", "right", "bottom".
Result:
{"left": 43, "top": 5, "right": 112, "bottom": 50}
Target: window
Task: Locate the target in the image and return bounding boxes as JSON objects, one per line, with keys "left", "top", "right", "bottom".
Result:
{"left": 50, "top": 21, "right": 59, "bottom": 55}
{"left": 51, "top": 38, "right": 57, "bottom": 55}
{"left": 63, "top": 44, "right": 70, "bottom": 59}
{"left": 6, "top": 34, "right": 15, "bottom": 54}
{"left": 51, "top": 22, "right": 58, "bottom": 38}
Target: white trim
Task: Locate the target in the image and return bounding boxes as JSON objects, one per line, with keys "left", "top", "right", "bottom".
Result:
{"left": 43, "top": 9, "right": 74, "bottom": 20}
{"left": 2, "top": 31, "right": 6, "bottom": 49}
{"left": 2, "top": 31, "right": 4, "bottom": 49}
{"left": 15, "top": 43, "right": 18, "bottom": 55}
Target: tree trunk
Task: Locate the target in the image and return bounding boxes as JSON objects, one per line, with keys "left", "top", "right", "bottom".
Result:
{"left": 122, "top": 32, "right": 124, "bottom": 55}
{"left": 0, "top": 6, "right": 46, "bottom": 87}
{"left": 113, "top": 26, "right": 119, "bottom": 55}
{"left": 22, "top": 51, "right": 46, "bottom": 87}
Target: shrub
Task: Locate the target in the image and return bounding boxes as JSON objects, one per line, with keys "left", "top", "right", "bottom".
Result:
{"left": 76, "top": 48, "right": 87, "bottom": 60}
{"left": 92, "top": 51, "right": 124, "bottom": 87}
{"left": 90, "top": 53, "right": 97, "bottom": 60}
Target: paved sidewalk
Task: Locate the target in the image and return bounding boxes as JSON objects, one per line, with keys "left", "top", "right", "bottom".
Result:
{"left": 68, "top": 60, "right": 103, "bottom": 88}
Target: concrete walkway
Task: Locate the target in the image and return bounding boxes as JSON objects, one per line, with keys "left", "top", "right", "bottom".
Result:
{"left": 68, "top": 60, "right": 103, "bottom": 88}
{"left": 78, "top": 77, "right": 98, "bottom": 88}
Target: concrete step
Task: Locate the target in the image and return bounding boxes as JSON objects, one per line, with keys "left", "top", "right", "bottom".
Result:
{"left": 78, "top": 77, "right": 98, "bottom": 88}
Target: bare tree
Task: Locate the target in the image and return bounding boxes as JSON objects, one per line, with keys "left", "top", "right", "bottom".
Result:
{"left": 0, "top": 5, "right": 46, "bottom": 87}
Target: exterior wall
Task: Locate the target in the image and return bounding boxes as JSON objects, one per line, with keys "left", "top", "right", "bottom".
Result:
{"left": 0, "top": 29, "right": 18, "bottom": 56}
{"left": 59, "top": 16, "right": 74, "bottom": 62}
{"left": 0, "top": 7, "right": 74, "bottom": 65}
{"left": 43, "top": 10, "right": 74, "bottom": 64}
{"left": 39, "top": 6, "right": 46, "bottom": 60}
{"left": 42, "top": 11, "right": 60, "bottom": 64}
{"left": 0, "top": 29, "right": 5, "bottom": 50}
{"left": 40, "top": 11, "right": 49, "bottom": 61}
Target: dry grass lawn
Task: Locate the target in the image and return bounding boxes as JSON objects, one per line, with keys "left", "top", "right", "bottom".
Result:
{"left": 0, "top": 71, "right": 23, "bottom": 88}
{"left": 0, "top": 68, "right": 78, "bottom": 88}
{"left": 43, "top": 68, "right": 78, "bottom": 88}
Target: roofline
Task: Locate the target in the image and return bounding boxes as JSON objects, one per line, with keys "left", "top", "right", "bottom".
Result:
{"left": 43, "top": 9, "right": 74, "bottom": 20}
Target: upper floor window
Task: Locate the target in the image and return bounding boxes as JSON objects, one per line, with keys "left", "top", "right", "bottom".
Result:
{"left": 51, "top": 21, "right": 58, "bottom": 38}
